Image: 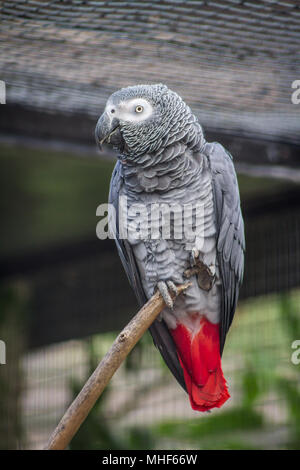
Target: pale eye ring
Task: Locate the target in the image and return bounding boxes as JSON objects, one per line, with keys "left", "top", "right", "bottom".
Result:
{"left": 135, "top": 105, "right": 144, "bottom": 113}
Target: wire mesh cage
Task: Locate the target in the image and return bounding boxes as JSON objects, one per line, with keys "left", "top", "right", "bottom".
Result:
{"left": 0, "top": 0, "right": 299, "bottom": 450}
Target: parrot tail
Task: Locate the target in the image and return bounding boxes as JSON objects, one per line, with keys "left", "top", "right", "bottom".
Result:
{"left": 170, "top": 316, "right": 230, "bottom": 412}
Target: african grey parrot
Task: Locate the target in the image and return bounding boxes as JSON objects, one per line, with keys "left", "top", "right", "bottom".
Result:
{"left": 95, "top": 84, "right": 245, "bottom": 412}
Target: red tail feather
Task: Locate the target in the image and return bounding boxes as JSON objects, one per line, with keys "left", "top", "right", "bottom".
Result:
{"left": 171, "top": 317, "right": 229, "bottom": 412}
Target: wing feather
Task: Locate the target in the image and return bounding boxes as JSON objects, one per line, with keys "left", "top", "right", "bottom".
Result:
{"left": 206, "top": 143, "right": 245, "bottom": 354}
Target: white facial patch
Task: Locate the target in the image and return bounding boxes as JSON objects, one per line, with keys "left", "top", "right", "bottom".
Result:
{"left": 106, "top": 97, "right": 153, "bottom": 123}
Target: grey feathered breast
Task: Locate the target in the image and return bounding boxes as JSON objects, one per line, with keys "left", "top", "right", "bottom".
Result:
{"left": 108, "top": 138, "right": 245, "bottom": 390}
{"left": 108, "top": 161, "right": 187, "bottom": 391}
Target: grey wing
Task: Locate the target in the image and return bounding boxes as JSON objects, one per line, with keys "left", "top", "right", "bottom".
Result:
{"left": 108, "top": 161, "right": 145, "bottom": 306}
{"left": 108, "top": 160, "right": 186, "bottom": 391}
{"left": 206, "top": 143, "right": 245, "bottom": 355}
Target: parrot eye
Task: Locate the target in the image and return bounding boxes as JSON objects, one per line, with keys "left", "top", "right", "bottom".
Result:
{"left": 135, "top": 105, "right": 144, "bottom": 113}
{"left": 110, "top": 108, "right": 115, "bottom": 113}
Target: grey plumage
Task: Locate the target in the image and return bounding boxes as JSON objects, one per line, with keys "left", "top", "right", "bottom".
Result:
{"left": 96, "top": 83, "right": 245, "bottom": 394}
{"left": 207, "top": 143, "right": 245, "bottom": 353}
{"left": 109, "top": 160, "right": 187, "bottom": 390}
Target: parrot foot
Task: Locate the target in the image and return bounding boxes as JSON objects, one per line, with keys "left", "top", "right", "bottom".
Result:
{"left": 189, "top": 247, "right": 199, "bottom": 267}
{"left": 184, "top": 256, "right": 215, "bottom": 292}
{"left": 157, "top": 280, "right": 178, "bottom": 310}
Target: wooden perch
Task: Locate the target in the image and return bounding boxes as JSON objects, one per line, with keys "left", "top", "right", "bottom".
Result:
{"left": 44, "top": 282, "right": 191, "bottom": 450}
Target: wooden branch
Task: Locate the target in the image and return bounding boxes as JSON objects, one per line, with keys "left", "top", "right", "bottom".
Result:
{"left": 44, "top": 282, "right": 191, "bottom": 450}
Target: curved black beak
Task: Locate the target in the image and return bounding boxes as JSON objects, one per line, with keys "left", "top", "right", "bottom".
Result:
{"left": 95, "top": 112, "right": 120, "bottom": 151}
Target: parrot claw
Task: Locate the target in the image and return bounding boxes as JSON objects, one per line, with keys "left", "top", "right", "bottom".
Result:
{"left": 167, "top": 280, "right": 178, "bottom": 297}
{"left": 157, "top": 280, "right": 178, "bottom": 309}
{"left": 190, "top": 247, "right": 199, "bottom": 267}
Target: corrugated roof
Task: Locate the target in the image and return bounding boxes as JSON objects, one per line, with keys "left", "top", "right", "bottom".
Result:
{"left": 1, "top": 0, "right": 299, "bottom": 143}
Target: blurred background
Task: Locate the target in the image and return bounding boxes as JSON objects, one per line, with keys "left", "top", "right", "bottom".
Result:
{"left": 0, "top": 0, "right": 300, "bottom": 450}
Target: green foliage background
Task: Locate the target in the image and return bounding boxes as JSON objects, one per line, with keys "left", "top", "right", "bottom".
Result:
{"left": 69, "top": 291, "right": 300, "bottom": 450}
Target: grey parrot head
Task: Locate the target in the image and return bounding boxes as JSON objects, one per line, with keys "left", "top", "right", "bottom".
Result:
{"left": 95, "top": 84, "right": 203, "bottom": 160}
